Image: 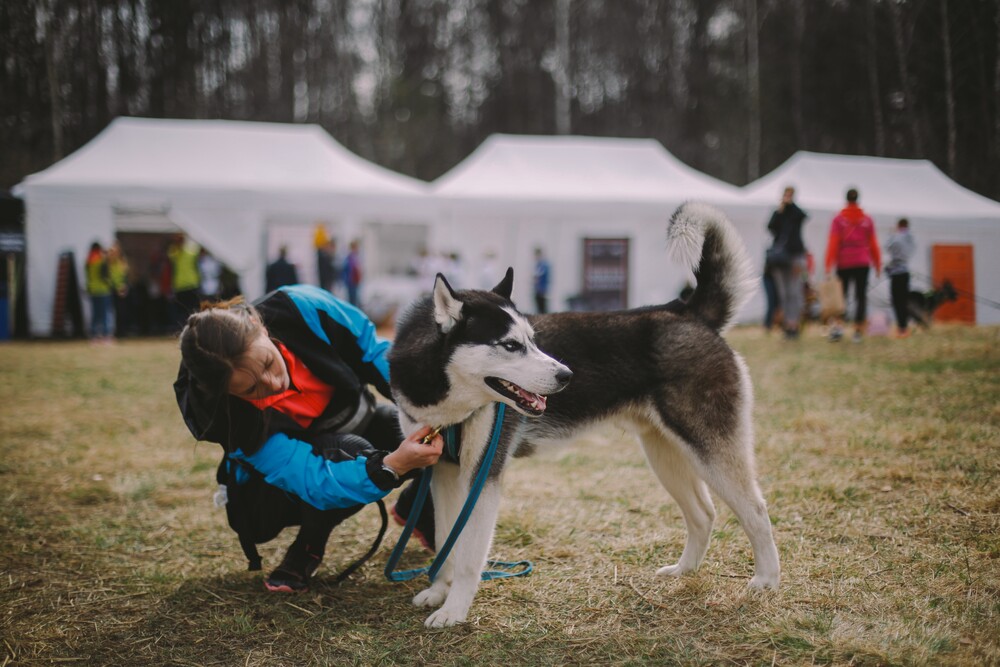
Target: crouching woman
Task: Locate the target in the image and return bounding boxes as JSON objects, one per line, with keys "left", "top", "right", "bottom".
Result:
{"left": 174, "top": 284, "right": 441, "bottom": 592}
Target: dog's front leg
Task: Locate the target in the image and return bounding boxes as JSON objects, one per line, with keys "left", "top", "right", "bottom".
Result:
{"left": 423, "top": 480, "right": 501, "bottom": 628}
{"left": 412, "top": 462, "right": 461, "bottom": 611}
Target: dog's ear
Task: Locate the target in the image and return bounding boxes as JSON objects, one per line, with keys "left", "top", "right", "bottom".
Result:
{"left": 492, "top": 267, "right": 514, "bottom": 300}
{"left": 433, "top": 273, "right": 463, "bottom": 333}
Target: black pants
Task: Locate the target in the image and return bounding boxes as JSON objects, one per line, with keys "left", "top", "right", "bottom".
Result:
{"left": 890, "top": 273, "right": 910, "bottom": 330}
{"left": 287, "top": 406, "right": 411, "bottom": 560}
{"left": 837, "top": 266, "right": 870, "bottom": 325}
{"left": 224, "top": 405, "right": 427, "bottom": 569}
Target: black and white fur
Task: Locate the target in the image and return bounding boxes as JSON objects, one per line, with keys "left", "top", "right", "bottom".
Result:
{"left": 908, "top": 279, "right": 958, "bottom": 328}
{"left": 389, "top": 202, "right": 781, "bottom": 628}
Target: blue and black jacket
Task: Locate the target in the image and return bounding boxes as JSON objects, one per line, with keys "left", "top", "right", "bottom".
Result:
{"left": 174, "top": 285, "right": 402, "bottom": 511}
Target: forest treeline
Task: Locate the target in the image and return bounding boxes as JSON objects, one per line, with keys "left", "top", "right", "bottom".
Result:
{"left": 3, "top": 0, "right": 999, "bottom": 200}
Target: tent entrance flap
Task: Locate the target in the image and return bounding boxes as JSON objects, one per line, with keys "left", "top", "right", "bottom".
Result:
{"left": 113, "top": 203, "right": 180, "bottom": 233}
{"left": 932, "top": 244, "right": 976, "bottom": 323}
{"left": 579, "top": 238, "right": 630, "bottom": 311}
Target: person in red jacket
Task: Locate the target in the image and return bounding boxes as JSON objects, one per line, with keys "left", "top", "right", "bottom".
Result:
{"left": 824, "top": 188, "right": 881, "bottom": 342}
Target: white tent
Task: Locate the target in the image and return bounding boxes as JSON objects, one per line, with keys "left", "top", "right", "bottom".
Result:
{"left": 741, "top": 151, "right": 1000, "bottom": 325}
{"left": 21, "top": 117, "right": 434, "bottom": 336}
{"left": 430, "top": 134, "right": 749, "bottom": 313}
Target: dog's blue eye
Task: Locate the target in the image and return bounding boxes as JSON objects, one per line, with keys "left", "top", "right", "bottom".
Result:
{"left": 500, "top": 341, "right": 523, "bottom": 353}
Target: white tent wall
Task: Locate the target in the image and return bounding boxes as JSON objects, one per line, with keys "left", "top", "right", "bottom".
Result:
{"left": 20, "top": 118, "right": 436, "bottom": 336}
{"left": 430, "top": 135, "right": 750, "bottom": 316}
{"left": 24, "top": 190, "right": 116, "bottom": 336}
{"left": 432, "top": 200, "right": 703, "bottom": 314}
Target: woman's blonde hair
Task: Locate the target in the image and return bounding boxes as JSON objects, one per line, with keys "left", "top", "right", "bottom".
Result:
{"left": 179, "top": 296, "right": 265, "bottom": 398}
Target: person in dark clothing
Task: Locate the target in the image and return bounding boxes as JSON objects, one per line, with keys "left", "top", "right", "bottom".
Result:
{"left": 766, "top": 186, "right": 808, "bottom": 339}
{"left": 174, "top": 285, "right": 441, "bottom": 592}
{"left": 266, "top": 245, "right": 300, "bottom": 293}
{"left": 533, "top": 247, "right": 551, "bottom": 314}
{"left": 885, "top": 218, "right": 916, "bottom": 338}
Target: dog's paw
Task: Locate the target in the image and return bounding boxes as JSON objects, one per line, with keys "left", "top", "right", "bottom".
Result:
{"left": 655, "top": 562, "right": 696, "bottom": 578}
{"left": 413, "top": 586, "right": 448, "bottom": 608}
{"left": 748, "top": 573, "right": 780, "bottom": 590}
{"left": 424, "top": 606, "right": 468, "bottom": 628}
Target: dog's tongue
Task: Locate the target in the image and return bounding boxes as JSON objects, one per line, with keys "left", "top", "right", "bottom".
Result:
{"left": 517, "top": 387, "right": 547, "bottom": 411}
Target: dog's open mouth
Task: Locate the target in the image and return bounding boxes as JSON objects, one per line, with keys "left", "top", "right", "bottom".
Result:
{"left": 485, "top": 377, "right": 548, "bottom": 416}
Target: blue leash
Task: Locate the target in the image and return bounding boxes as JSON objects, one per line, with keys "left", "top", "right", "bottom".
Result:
{"left": 384, "top": 403, "right": 533, "bottom": 582}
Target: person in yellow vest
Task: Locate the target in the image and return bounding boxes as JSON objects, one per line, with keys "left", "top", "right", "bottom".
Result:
{"left": 108, "top": 241, "right": 130, "bottom": 337}
{"left": 85, "top": 241, "right": 113, "bottom": 343}
{"left": 168, "top": 234, "right": 202, "bottom": 328}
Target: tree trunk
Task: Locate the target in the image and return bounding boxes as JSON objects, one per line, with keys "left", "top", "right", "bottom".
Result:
{"left": 866, "top": 0, "right": 885, "bottom": 156}
{"left": 554, "top": 0, "right": 571, "bottom": 135}
{"left": 790, "top": 0, "right": 806, "bottom": 147}
{"left": 888, "top": 0, "right": 924, "bottom": 155}
{"left": 746, "top": 0, "right": 761, "bottom": 181}
{"left": 941, "top": 0, "right": 957, "bottom": 174}
{"left": 42, "top": 3, "right": 63, "bottom": 160}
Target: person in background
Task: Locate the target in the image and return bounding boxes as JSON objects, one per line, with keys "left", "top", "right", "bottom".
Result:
{"left": 198, "top": 247, "right": 222, "bottom": 301}
{"left": 149, "top": 241, "right": 174, "bottom": 334}
{"left": 314, "top": 224, "right": 337, "bottom": 293}
{"left": 886, "top": 218, "right": 916, "bottom": 339}
{"left": 266, "top": 245, "right": 299, "bottom": 293}
{"left": 85, "top": 242, "right": 113, "bottom": 343}
{"left": 533, "top": 247, "right": 551, "bottom": 314}
{"left": 766, "top": 186, "right": 808, "bottom": 339}
{"left": 479, "top": 249, "right": 500, "bottom": 290}
{"left": 343, "top": 239, "right": 363, "bottom": 307}
{"left": 824, "top": 188, "right": 881, "bottom": 343}
{"left": 444, "top": 252, "right": 465, "bottom": 289}
{"left": 107, "top": 241, "right": 131, "bottom": 338}
{"left": 168, "top": 234, "right": 202, "bottom": 327}
{"left": 174, "top": 285, "right": 441, "bottom": 592}
{"left": 762, "top": 260, "right": 779, "bottom": 334}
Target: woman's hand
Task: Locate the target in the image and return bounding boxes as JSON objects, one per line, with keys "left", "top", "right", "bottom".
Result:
{"left": 382, "top": 425, "right": 444, "bottom": 476}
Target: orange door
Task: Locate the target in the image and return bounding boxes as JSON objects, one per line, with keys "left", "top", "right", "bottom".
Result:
{"left": 931, "top": 244, "right": 975, "bottom": 323}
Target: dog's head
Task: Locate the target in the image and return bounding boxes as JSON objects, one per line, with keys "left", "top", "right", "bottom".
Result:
{"left": 939, "top": 279, "right": 959, "bottom": 304}
{"left": 431, "top": 268, "right": 572, "bottom": 418}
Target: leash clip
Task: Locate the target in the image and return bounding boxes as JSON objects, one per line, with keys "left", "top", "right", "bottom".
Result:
{"left": 421, "top": 426, "right": 442, "bottom": 444}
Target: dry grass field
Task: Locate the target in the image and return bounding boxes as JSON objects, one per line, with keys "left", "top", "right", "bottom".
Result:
{"left": 1, "top": 324, "right": 997, "bottom": 666}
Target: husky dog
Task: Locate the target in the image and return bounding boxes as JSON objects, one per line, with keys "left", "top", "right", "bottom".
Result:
{"left": 388, "top": 203, "right": 780, "bottom": 628}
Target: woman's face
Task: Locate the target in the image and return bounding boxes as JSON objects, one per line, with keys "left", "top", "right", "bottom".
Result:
{"left": 227, "top": 331, "right": 290, "bottom": 399}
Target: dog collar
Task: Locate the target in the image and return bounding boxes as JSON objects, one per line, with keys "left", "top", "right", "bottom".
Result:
{"left": 440, "top": 424, "right": 462, "bottom": 464}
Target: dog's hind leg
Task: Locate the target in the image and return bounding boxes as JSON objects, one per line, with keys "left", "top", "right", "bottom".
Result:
{"left": 639, "top": 428, "right": 716, "bottom": 578}
{"left": 696, "top": 445, "right": 780, "bottom": 590}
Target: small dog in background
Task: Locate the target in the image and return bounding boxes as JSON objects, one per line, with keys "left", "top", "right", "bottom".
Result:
{"left": 908, "top": 279, "right": 958, "bottom": 328}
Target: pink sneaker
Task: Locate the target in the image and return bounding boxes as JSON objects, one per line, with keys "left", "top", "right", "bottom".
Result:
{"left": 391, "top": 503, "right": 434, "bottom": 553}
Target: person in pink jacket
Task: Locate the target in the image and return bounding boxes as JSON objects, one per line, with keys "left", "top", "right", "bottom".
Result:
{"left": 824, "top": 188, "right": 882, "bottom": 342}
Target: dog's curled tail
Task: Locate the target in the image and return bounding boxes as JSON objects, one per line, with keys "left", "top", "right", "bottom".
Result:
{"left": 666, "top": 202, "right": 756, "bottom": 332}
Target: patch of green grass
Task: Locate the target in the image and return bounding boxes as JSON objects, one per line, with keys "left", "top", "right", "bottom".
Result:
{"left": 67, "top": 483, "right": 117, "bottom": 505}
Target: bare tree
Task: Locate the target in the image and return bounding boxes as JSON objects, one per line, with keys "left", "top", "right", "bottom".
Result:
{"left": 866, "top": 0, "right": 886, "bottom": 156}
{"left": 789, "top": 0, "right": 806, "bottom": 148}
{"left": 746, "top": 0, "right": 760, "bottom": 181}
{"left": 888, "top": 0, "right": 924, "bottom": 155}
{"left": 940, "top": 0, "right": 957, "bottom": 174}
{"left": 996, "top": 2, "right": 1000, "bottom": 166}
{"left": 41, "top": 2, "right": 63, "bottom": 160}
{"left": 553, "top": 0, "right": 571, "bottom": 135}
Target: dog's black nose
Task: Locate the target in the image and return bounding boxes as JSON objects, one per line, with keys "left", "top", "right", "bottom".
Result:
{"left": 556, "top": 368, "right": 573, "bottom": 387}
